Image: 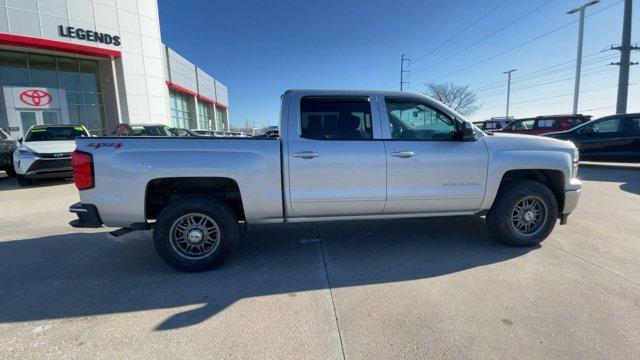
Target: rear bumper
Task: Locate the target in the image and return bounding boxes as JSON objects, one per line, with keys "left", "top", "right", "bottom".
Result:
{"left": 69, "top": 202, "right": 103, "bottom": 228}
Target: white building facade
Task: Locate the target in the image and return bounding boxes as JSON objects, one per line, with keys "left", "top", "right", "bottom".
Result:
{"left": 0, "top": 0, "right": 229, "bottom": 138}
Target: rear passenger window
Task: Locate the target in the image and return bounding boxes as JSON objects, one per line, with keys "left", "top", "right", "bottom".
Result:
{"left": 300, "top": 98, "right": 373, "bottom": 140}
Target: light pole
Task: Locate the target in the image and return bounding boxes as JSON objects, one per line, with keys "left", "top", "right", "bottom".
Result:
{"left": 567, "top": 0, "right": 599, "bottom": 114}
{"left": 504, "top": 69, "right": 516, "bottom": 118}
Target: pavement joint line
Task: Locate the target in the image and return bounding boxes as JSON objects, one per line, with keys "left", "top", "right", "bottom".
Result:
{"left": 315, "top": 224, "right": 347, "bottom": 360}
{"left": 546, "top": 242, "right": 640, "bottom": 288}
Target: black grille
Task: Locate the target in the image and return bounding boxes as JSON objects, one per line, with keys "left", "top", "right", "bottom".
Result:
{"left": 26, "top": 159, "right": 72, "bottom": 173}
{"left": 38, "top": 152, "right": 72, "bottom": 159}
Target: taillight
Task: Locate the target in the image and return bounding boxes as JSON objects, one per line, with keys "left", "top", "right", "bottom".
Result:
{"left": 71, "top": 150, "right": 94, "bottom": 190}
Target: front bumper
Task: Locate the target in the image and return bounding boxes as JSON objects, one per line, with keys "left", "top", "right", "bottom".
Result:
{"left": 563, "top": 189, "right": 581, "bottom": 215}
{"left": 69, "top": 202, "right": 103, "bottom": 228}
{"left": 14, "top": 152, "right": 72, "bottom": 178}
{"left": 559, "top": 178, "right": 582, "bottom": 225}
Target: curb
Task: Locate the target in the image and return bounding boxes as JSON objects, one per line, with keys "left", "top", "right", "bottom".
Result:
{"left": 579, "top": 162, "right": 640, "bottom": 170}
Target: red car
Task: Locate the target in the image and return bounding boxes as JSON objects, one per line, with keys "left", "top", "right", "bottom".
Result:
{"left": 501, "top": 114, "right": 591, "bottom": 136}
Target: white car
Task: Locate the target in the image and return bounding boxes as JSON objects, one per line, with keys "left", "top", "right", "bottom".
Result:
{"left": 13, "top": 125, "right": 91, "bottom": 186}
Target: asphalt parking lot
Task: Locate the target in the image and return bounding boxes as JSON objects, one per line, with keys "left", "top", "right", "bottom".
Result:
{"left": 0, "top": 166, "right": 639, "bottom": 359}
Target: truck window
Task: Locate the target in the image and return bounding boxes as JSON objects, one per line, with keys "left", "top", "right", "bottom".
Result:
{"left": 300, "top": 98, "right": 373, "bottom": 140}
{"left": 385, "top": 99, "right": 456, "bottom": 140}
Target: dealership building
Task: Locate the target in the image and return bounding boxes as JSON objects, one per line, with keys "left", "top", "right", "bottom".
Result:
{"left": 0, "top": 0, "right": 229, "bottom": 138}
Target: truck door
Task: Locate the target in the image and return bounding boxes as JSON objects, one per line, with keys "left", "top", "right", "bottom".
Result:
{"left": 286, "top": 95, "right": 387, "bottom": 217}
{"left": 380, "top": 96, "right": 488, "bottom": 214}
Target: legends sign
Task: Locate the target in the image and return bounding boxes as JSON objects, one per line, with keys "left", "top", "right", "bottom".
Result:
{"left": 58, "top": 25, "right": 121, "bottom": 46}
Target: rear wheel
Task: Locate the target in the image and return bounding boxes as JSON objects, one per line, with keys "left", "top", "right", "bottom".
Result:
{"left": 16, "top": 174, "right": 32, "bottom": 186}
{"left": 486, "top": 180, "right": 558, "bottom": 247}
{"left": 153, "top": 196, "right": 240, "bottom": 272}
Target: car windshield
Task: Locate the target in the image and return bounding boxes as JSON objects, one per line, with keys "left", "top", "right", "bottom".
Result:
{"left": 131, "top": 126, "right": 173, "bottom": 136}
{"left": 25, "top": 126, "right": 88, "bottom": 141}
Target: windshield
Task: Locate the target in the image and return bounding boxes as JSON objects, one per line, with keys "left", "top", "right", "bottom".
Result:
{"left": 25, "top": 126, "right": 88, "bottom": 141}
{"left": 131, "top": 126, "right": 173, "bottom": 136}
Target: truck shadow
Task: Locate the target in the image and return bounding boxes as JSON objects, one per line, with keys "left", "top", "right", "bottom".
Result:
{"left": 0, "top": 173, "right": 72, "bottom": 191}
{"left": 0, "top": 217, "right": 534, "bottom": 331}
{"left": 578, "top": 166, "right": 640, "bottom": 196}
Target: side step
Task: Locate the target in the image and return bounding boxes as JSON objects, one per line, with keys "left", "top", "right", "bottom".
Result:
{"left": 109, "top": 222, "right": 151, "bottom": 237}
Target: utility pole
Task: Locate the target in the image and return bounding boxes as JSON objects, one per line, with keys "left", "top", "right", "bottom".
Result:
{"left": 567, "top": 1, "right": 599, "bottom": 114}
{"left": 400, "top": 54, "right": 410, "bottom": 91}
{"left": 614, "top": 0, "right": 634, "bottom": 114}
{"left": 504, "top": 69, "right": 516, "bottom": 118}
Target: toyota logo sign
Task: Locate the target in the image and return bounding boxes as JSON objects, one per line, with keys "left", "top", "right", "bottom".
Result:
{"left": 19, "top": 89, "right": 52, "bottom": 107}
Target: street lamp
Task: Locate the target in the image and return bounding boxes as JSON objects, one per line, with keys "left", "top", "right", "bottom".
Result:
{"left": 567, "top": 0, "right": 599, "bottom": 114}
{"left": 504, "top": 69, "right": 517, "bottom": 118}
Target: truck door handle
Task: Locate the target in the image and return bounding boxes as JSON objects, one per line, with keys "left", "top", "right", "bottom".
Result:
{"left": 390, "top": 150, "right": 415, "bottom": 158}
{"left": 292, "top": 151, "right": 320, "bottom": 159}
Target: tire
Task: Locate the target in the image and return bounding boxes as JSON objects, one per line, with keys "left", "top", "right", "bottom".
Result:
{"left": 486, "top": 180, "right": 558, "bottom": 247}
{"left": 4, "top": 166, "right": 16, "bottom": 177}
{"left": 153, "top": 196, "right": 240, "bottom": 272}
{"left": 16, "top": 174, "right": 32, "bottom": 186}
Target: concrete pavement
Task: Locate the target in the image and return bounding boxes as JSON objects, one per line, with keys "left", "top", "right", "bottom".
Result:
{"left": 0, "top": 166, "right": 639, "bottom": 359}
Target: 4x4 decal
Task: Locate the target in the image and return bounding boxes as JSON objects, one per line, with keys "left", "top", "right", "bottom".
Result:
{"left": 87, "top": 142, "right": 123, "bottom": 149}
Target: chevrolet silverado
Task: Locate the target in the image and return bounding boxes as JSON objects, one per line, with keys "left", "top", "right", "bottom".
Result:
{"left": 69, "top": 90, "right": 581, "bottom": 272}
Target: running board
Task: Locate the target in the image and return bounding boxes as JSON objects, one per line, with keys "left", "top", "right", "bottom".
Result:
{"left": 109, "top": 222, "right": 151, "bottom": 237}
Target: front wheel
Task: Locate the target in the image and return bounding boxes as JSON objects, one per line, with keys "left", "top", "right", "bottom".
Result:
{"left": 486, "top": 180, "right": 558, "bottom": 247}
{"left": 153, "top": 196, "right": 240, "bottom": 272}
{"left": 16, "top": 174, "right": 32, "bottom": 186}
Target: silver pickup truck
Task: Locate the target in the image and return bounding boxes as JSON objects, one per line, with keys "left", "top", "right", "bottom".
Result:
{"left": 69, "top": 90, "right": 581, "bottom": 272}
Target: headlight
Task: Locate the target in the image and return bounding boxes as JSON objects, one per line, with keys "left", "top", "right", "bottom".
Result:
{"left": 572, "top": 147, "right": 579, "bottom": 178}
{"left": 16, "top": 147, "right": 37, "bottom": 156}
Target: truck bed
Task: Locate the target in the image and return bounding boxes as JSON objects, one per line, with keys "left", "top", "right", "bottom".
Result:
{"left": 75, "top": 137, "right": 283, "bottom": 227}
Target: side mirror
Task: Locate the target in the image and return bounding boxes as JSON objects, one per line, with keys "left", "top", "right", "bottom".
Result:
{"left": 460, "top": 122, "right": 477, "bottom": 141}
{"left": 586, "top": 127, "right": 597, "bottom": 136}
{"left": 18, "top": 137, "right": 22, "bottom": 144}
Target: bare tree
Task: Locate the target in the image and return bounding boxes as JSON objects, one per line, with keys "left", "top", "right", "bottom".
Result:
{"left": 426, "top": 82, "right": 481, "bottom": 116}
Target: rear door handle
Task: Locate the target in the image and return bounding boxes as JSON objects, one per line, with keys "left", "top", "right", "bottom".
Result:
{"left": 292, "top": 151, "right": 320, "bottom": 159}
{"left": 390, "top": 150, "right": 415, "bottom": 158}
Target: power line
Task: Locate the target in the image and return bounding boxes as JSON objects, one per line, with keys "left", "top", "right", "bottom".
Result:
{"left": 415, "top": 0, "right": 623, "bottom": 85}
{"left": 479, "top": 66, "right": 616, "bottom": 98}
{"left": 411, "top": 0, "right": 557, "bottom": 79}
{"left": 480, "top": 83, "right": 634, "bottom": 110}
{"left": 472, "top": 50, "right": 614, "bottom": 92}
{"left": 475, "top": 54, "right": 618, "bottom": 94}
{"left": 412, "top": 0, "right": 511, "bottom": 64}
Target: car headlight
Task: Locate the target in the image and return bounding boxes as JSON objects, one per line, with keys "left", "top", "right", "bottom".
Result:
{"left": 572, "top": 147, "right": 579, "bottom": 178}
{"left": 16, "top": 147, "right": 37, "bottom": 156}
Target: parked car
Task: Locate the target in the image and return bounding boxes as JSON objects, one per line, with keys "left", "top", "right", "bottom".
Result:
{"left": 112, "top": 124, "right": 173, "bottom": 136}
{"left": 192, "top": 129, "right": 216, "bottom": 136}
{"left": 69, "top": 89, "right": 581, "bottom": 272}
{"left": 170, "top": 128, "right": 199, "bottom": 137}
{"left": 501, "top": 114, "right": 591, "bottom": 136}
{"left": 544, "top": 113, "right": 640, "bottom": 162}
{"left": 474, "top": 117, "right": 513, "bottom": 132}
{"left": 13, "top": 125, "right": 91, "bottom": 186}
{"left": 0, "top": 128, "right": 17, "bottom": 176}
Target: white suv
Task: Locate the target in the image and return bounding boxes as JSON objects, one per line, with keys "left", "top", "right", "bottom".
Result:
{"left": 13, "top": 125, "right": 91, "bottom": 186}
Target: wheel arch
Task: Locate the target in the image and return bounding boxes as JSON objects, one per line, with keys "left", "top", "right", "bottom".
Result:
{"left": 490, "top": 169, "right": 565, "bottom": 214}
{"left": 145, "top": 177, "right": 246, "bottom": 222}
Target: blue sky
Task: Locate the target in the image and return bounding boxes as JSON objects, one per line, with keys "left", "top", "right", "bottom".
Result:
{"left": 158, "top": 0, "right": 638, "bottom": 127}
